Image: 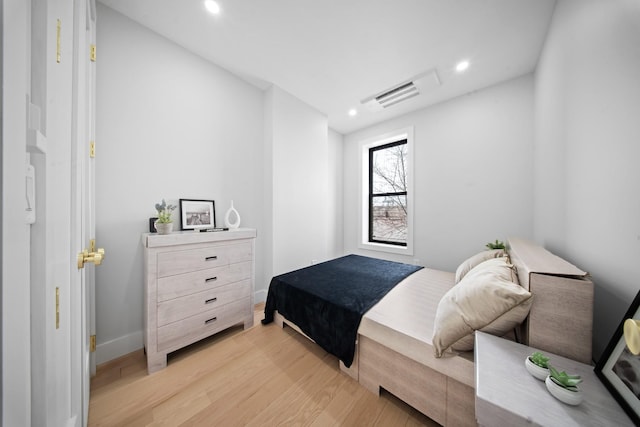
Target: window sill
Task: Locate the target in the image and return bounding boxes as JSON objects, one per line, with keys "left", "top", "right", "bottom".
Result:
{"left": 358, "top": 241, "right": 413, "bottom": 256}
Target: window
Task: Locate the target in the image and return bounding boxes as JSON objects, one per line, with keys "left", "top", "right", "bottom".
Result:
{"left": 369, "top": 140, "right": 407, "bottom": 246}
{"left": 360, "top": 127, "right": 413, "bottom": 255}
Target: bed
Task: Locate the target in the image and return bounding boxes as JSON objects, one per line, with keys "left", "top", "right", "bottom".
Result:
{"left": 262, "top": 237, "right": 594, "bottom": 426}
{"left": 262, "top": 254, "right": 422, "bottom": 368}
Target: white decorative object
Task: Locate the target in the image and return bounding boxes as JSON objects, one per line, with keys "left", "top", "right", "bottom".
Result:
{"left": 525, "top": 356, "right": 549, "bottom": 381}
{"left": 545, "top": 376, "right": 583, "bottom": 406}
{"left": 224, "top": 200, "right": 241, "bottom": 229}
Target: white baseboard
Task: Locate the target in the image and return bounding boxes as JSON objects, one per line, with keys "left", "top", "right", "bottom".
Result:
{"left": 96, "top": 330, "right": 143, "bottom": 365}
{"left": 97, "top": 292, "right": 267, "bottom": 365}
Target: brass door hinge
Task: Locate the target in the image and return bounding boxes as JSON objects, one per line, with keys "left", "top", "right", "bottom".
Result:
{"left": 90, "top": 335, "right": 96, "bottom": 353}
{"left": 90, "top": 239, "right": 96, "bottom": 252}
{"left": 56, "top": 287, "right": 60, "bottom": 329}
{"left": 90, "top": 44, "right": 96, "bottom": 62}
{"left": 56, "top": 19, "right": 62, "bottom": 63}
{"left": 90, "top": 141, "right": 95, "bottom": 158}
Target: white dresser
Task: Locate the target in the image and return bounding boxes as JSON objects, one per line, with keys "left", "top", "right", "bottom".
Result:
{"left": 142, "top": 228, "right": 256, "bottom": 374}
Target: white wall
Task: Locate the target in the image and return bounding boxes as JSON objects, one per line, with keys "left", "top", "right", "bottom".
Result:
{"left": 95, "top": 5, "right": 265, "bottom": 363}
{"left": 534, "top": 0, "right": 640, "bottom": 360}
{"left": 265, "top": 86, "right": 333, "bottom": 277}
{"left": 343, "top": 75, "right": 535, "bottom": 271}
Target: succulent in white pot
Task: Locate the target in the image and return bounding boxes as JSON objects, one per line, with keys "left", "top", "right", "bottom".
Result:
{"left": 545, "top": 365, "right": 583, "bottom": 406}
{"left": 525, "top": 351, "right": 550, "bottom": 381}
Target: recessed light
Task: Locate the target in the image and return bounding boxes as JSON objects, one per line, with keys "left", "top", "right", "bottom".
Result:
{"left": 348, "top": 109, "right": 358, "bottom": 117}
{"left": 456, "top": 60, "right": 470, "bottom": 73}
{"left": 204, "top": 0, "right": 221, "bottom": 14}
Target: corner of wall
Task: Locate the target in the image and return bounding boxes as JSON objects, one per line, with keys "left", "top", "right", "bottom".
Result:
{"left": 532, "top": 0, "right": 640, "bottom": 359}
{"left": 262, "top": 87, "right": 274, "bottom": 285}
{"left": 267, "top": 86, "right": 333, "bottom": 274}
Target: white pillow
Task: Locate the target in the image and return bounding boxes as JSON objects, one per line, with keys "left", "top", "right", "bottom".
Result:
{"left": 450, "top": 303, "right": 532, "bottom": 351}
{"left": 454, "top": 249, "right": 506, "bottom": 283}
{"left": 433, "top": 257, "right": 532, "bottom": 357}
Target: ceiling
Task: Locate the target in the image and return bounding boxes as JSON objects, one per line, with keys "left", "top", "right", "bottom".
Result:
{"left": 98, "top": 0, "right": 557, "bottom": 135}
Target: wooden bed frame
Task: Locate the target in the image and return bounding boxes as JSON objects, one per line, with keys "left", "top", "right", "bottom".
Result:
{"left": 272, "top": 237, "right": 594, "bottom": 426}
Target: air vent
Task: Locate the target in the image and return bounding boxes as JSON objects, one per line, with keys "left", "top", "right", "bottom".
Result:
{"left": 361, "top": 69, "right": 441, "bottom": 112}
{"left": 374, "top": 81, "right": 419, "bottom": 108}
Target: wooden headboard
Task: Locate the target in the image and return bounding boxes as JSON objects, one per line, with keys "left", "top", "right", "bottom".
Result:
{"left": 507, "top": 237, "right": 594, "bottom": 364}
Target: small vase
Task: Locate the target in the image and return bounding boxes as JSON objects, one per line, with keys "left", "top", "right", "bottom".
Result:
{"left": 224, "top": 200, "right": 241, "bottom": 229}
{"left": 525, "top": 356, "right": 549, "bottom": 381}
{"left": 545, "top": 376, "right": 583, "bottom": 405}
{"left": 154, "top": 221, "right": 173, "bottom": 235}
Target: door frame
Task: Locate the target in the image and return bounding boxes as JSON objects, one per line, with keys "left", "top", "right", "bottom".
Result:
{"left": 2, "top": 0, "right": 32, "bottom": 425}
{"left": 2, "top": 0, "right": 94, "bottom": 425}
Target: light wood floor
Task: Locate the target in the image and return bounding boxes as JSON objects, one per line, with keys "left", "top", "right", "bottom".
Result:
{"left": 88, "top": 305, "right": 439, "bottom": 426}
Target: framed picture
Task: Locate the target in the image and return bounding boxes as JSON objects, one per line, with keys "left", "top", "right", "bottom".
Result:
{"left": 148, "top": 217, "right": 158, "bottom": 233}
{"left": 179, "top": 199, "right": 215, "bottom": 230}
{"left": 595, "top": 290, "right": 640, "bottom": 426}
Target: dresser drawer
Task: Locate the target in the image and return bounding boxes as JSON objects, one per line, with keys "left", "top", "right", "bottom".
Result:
{"left": 157, "top": 242, "right": 252, "bottom": 278}
{"left": 157, "top": 297, "right": 250, "bottom": 352}
{"left": 157, "top": 261, "right": 251, "bottom": 302}
{"left": 157, "top": 280, "right": 251, "bottom": 326}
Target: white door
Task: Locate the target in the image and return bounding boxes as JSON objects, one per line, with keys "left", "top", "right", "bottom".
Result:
{"left": 28, "top": 0, "right": 98, "bottom": 425}
{"left": 32, "top": 1, "right": 78, "bottom": 425}
{"left": 72, "top": 0, "right": 99, "bottom": 424}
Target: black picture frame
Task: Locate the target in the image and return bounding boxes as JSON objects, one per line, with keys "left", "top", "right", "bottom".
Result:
{"left": 595, "top": 290, "right": 640, "bottom": 426}
{"left": 179, "top": 199, "right": 215, "bottom": 230}
{"left": 148, "top": 217, "right": 158, "bottom": 233}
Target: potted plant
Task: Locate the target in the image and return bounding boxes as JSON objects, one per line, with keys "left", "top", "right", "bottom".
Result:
{"left": 525, "top": 351, "right": 550, "bottom": 380}
{"left": 545, "top": 365, "right": 583, "bottom": 405}
{"left": 486, "top": 239, "right": 506, "bottom": 250}
{"left": 154, "top": 199, "right": 176, "bottom": 235}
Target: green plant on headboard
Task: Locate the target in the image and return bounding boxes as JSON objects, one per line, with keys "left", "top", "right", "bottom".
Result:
{"left": 486, "top": 239, "right": 506, "bottom": 250}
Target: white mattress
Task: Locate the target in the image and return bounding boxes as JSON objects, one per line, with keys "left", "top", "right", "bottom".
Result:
{"left": 359, "top": 267, "right": 475, "bottom": 387}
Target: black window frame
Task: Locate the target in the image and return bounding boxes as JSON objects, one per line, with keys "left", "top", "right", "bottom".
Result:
{"left": 368, "top": 138, "right": 408, "bottom": 246}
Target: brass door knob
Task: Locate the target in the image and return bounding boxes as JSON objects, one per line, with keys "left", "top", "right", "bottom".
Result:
{"left": 77, "top": 248, "right": 105, "bottom": 269}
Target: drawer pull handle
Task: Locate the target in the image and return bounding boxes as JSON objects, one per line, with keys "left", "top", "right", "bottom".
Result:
{"left": 205, "top": 277, "right": 217, "bottom": 283}
{"left": 205, "top": 255, "right": 218, "bottom": 261}
{"left": 205, "top": 317, "right": 217, "bottom": 325}
{"left": 205, "top": 297, "right": 217, "bottom": 305}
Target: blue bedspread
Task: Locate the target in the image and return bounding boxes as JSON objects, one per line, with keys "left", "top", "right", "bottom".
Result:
{"left": 262, "top": 254, "right": 423, "bottom": 367}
